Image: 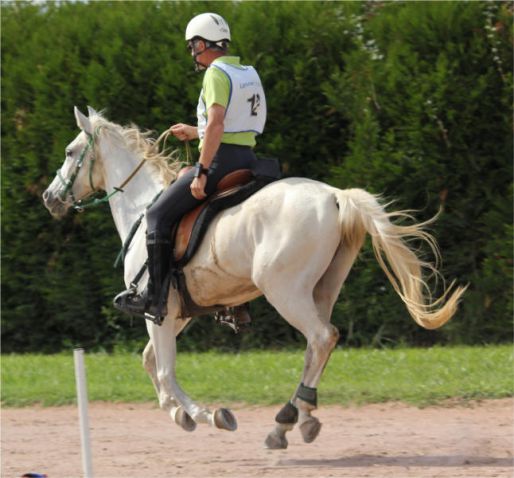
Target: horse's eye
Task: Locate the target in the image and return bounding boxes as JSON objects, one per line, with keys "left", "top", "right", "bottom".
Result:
{"left": 66, "top": 149, "right": 72, "bottom": 157}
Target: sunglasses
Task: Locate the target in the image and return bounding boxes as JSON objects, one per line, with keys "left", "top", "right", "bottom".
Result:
{"left": 187, "top": 40, "right": 202, "bottom": 53}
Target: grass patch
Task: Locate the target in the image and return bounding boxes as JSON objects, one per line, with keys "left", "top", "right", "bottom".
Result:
{"left": 1, "top": 345, "right": 512, "bottom": 407}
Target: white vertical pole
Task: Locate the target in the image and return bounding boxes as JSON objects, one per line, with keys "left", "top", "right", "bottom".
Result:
{"left": 74, "top": 348, "right": 94, "bottom": 478}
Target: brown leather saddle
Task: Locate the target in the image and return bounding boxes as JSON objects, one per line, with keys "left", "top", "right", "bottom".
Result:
{"left": 173, "top": 168, "right": 254, "bottom": 263}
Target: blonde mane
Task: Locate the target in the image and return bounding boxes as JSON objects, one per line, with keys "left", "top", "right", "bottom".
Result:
{"left": 90, "top": 113, "right": 184, "bottom": 186}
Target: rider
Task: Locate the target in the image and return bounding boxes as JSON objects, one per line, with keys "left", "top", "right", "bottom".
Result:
{"left": 114, "top": 13, "right": 267, "bottom": 326}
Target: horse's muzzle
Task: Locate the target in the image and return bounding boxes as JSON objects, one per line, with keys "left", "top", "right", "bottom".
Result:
{"left": 42, "top": 189, "right": 70, "bottom": 219}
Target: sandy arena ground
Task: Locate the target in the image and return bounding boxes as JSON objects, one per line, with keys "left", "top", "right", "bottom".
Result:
{"left": 2, "top": 399, "right": 513, "bottom": 478}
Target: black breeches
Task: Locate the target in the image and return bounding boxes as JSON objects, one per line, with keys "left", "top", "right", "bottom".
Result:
{"left": 146, "top": 143, "right": 258, "bottom": 236}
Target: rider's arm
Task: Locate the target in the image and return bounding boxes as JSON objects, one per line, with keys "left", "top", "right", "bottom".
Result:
{"left": 169, "top": 123, "right": 198, "bottom": 141}
{"left": 198, "top": 104, "right": 225, "bottom": 170}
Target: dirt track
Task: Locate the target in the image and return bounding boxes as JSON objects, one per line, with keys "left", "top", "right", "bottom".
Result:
{"left": 2, "top": 399, "right": 513, "bottom": 478}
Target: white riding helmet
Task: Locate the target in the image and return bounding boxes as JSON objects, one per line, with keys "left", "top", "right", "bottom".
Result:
{"left": 185, "top": 13, "right": 231, "bottom": 43}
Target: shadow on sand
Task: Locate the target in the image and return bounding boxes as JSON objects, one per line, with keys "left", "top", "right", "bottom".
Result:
{"left": 278, "top": 454, "right": 513, "bottom": 468}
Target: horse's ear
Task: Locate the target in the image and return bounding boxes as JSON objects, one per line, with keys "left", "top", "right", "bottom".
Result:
{"left": 74, "top": 106, "right": 93, "bottom": 136}
{"left": 86, "top": 105, "right": 98, "bottom": 118}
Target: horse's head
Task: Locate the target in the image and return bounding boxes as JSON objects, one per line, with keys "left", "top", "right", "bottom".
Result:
{"left": 43, "top": 106, "right": 106, "bottom": 218}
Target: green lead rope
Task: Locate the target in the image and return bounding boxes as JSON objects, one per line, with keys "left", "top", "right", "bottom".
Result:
{"left": 74, "top": 187, "right": 125, "bottom": 211}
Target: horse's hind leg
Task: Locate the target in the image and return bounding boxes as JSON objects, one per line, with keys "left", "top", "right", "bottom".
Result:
{"left": 266, "top": 316, "right": 339, "bottom": 449}
{"left": 313, "top": 240, "right": 363, "bottom": 320}
{"left": 261, "top": 286, "right": 339, "bottom": 449}
{"left": 283, "top": 241, "right": 362, "bottom": 445}
{"left": 296, "top": 321, "right": 339, "bottom": 440}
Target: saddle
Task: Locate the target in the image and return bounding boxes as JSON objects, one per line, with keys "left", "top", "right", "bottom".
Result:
{"left": 174, "top": 169, "right": 254, "bottom": 265}
{"left": 171, "top": 158, "right": 281, "bottom": 319}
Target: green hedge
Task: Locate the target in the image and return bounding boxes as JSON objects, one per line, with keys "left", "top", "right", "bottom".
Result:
{"left": 1, "top": 1, "right": 512, "bottom": 352}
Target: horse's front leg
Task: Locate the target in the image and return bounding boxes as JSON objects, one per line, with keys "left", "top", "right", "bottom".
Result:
{"left": 144, "top": 324, "right": 195, "bottom": 432}
{"left": 143, "top": 317, "right": 191, "bottom": 411}
{"left": 147, "top": 315, "right": 237, "bottom": 432}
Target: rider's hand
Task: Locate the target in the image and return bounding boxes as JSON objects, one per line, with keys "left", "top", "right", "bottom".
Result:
{"left": 169, "top": 123, "right": 198, "bottom": 141}
{"left": 190, "top": 174, "right": 207, "bottom": 200}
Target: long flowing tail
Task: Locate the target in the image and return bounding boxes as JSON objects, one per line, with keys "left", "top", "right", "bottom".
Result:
{"left": 335, "top": 188, "right": 467, "bottom": 329}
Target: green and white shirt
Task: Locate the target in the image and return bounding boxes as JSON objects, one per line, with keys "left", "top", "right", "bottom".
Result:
{"left": 197, "top": 56, "right": 266, "bottom": 150}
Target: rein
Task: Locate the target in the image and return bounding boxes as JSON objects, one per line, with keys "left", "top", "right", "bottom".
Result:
{"left": 74, "top": 155, "right": 148, "bottom": 212}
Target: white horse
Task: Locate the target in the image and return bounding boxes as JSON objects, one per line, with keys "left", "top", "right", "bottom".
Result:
{"left": 43, "top": 107, "right": 466, "bottom": 449}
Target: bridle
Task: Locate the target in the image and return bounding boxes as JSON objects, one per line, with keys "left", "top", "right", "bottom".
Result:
{"left": 57, "top": 128, "right": 98, "bottom": 207}
{"left": 55, "top": 125, "right": 190, "bottom": 274}
{"left": 56, "top": 126, "right": 147, "bottom": 212}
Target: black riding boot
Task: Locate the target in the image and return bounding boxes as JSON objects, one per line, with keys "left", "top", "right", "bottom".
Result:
{"left": 113, "top": 232, "right": 172, "bottom": 324}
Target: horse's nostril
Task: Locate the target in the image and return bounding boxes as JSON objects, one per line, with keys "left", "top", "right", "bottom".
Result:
{"left": 42, "top": 190, "right": 51, "bottom": 201}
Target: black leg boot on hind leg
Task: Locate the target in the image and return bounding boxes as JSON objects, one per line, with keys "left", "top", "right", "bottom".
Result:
{"left": 113, "top": 232, "right": 172, "bottom": 324}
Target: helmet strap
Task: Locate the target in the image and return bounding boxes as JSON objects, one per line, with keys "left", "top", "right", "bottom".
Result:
{"left": 193, "top": 54, "right": 208, "bottom": 71}
{"left": 189, "top": 38, "right": 228, "bottom": 72}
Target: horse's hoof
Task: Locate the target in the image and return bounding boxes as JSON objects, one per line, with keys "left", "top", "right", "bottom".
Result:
{"left": 264, "top": 431, "right": 288, "bottom": 449}
{"left": 299, "top": 416, "right": 322, "bottom": 443}
{"left": 170, "top": 406, "right": 197, "bottom": 432}
{"left": 212, "top": 408, "right": 237, "bottom": 431}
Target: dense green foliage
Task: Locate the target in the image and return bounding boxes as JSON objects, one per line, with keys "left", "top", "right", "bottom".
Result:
{"left": 1, "top": 2, "right": 512, "bottom": 352}
{"left": 2, "top": 346, "right": 512, "bottom": 406}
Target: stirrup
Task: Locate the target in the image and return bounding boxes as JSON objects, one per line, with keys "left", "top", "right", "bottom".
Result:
{"left": 214, "top": 311, "right": 239, "bottom": 333}
{"left": 114, "top": 290, "right": 165, "bottom": 326}
{"left": 214, "top": 307, "right": 251, "bottom": 334}
{"left": 113, "top": 287, "right": 162, "bottom": 321}
{"left": 113, "top": 287, "right": 147, "bottom": 317}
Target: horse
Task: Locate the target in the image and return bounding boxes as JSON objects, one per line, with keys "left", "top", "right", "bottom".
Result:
{"left": 43, "top": 106, "right": 466, "bottom": 449}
